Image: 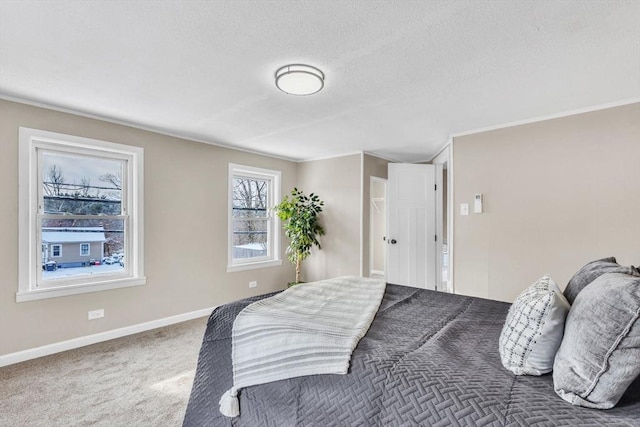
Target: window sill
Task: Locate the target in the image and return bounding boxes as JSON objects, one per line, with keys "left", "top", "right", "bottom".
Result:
{"left": 227, "top": 259, "right": 283, "bottom": 273}
{"left": 16, "top": 276, "right": 147, "bottom": 302}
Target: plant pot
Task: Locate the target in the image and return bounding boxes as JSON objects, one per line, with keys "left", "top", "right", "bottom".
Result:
{"left": 287, "top": 281, "right": 305, "bottom": 288}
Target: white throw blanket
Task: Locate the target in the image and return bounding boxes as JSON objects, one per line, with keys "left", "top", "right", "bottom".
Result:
{"left": 219, "top": 276, "right": 386, "bottom": 417}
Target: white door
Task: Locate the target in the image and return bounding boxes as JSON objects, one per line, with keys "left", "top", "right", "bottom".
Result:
{"left": 434, "top": 163, "right": 443, "bottom": 289}
{"left": 386, "top": 163, "right": 436, "bottom": 289}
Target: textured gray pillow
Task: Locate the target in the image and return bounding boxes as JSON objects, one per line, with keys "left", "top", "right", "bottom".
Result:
{"left": 553, "top": 272, "right": 640, "bottom": 409}
{"left": 499, "top": 275, "right": 570, "bottom": 376}
{"left": 563, "top": 257, "right": 638, "bottom": 304}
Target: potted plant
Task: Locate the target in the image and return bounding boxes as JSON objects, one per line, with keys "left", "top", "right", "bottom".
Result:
{"left": 273, "top": 188, "right": 325, "bottom": 286}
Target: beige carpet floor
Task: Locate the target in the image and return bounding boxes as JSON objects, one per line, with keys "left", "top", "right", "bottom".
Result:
{"left": 0, "top": 316, "right": 209, "bottom": 427}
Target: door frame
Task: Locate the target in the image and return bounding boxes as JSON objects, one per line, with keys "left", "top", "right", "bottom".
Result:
{"left": 369, "top": 176, "right": 387, "bottom": 278}
{"left": 431, "top": 143, "right": 454, "bottom": 293}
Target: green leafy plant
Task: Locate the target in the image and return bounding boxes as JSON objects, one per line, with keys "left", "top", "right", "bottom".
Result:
{"left": 273, "top": 188, "right": 325, "bottom": 285}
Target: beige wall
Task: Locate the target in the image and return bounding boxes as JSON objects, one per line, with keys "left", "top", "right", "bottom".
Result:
{"left": 0, "top": 100, "right": 297, "bottom": 356}
{"left": 295, "top": 154, "right": 362, "bottom": 282}
{"left": 362, "top": 154, "right": 390, "bottom": 276}
{"left": 453, "top": 103, "right": 640, "bottom": 302}
{"left": 7, "top": 98, "right": 635, "bottom": 356}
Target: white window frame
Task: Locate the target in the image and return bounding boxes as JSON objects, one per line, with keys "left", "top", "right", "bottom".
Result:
{"left": 51, "top": 244, "right": 62, "bottom": 258}
{"left": 18, "top": 127, "right": 145, "bottom": 302}
{"left": 79, "top": 243, "right": 90, "bottom": 257}
{"left": 227, "top": 163, "right": 282, "bottom": 272}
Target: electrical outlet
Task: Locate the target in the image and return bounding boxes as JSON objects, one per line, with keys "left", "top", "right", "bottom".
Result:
{"left": 88, "top": 309, "right": 104, "bottom": 320}
{"left": 249, "top": 281, "right": 257, "bottom": 288}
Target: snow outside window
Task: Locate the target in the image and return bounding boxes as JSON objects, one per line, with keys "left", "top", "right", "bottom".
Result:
{"left": 227, "top": 164, "right": 282, "bottom": 272}
{"left": 17, "top": 128, "right": 145, "bottom": 302}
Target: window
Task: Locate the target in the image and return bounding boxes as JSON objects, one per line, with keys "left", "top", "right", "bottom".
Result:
{"left": 80, "top": 243, "right": 90, "bottom": 257}
{"left": 228, "top": 164, "right": 281, "bottom": 272}
{"left": 18, "top": 128, "right": 145, "bottom": 302}
{"left": 51, "top": 244, "right": 62, "bottom": 257}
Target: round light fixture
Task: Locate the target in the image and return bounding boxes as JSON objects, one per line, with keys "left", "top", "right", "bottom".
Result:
{"left": 275, "top": 64, "right": 324, "bottom": 96}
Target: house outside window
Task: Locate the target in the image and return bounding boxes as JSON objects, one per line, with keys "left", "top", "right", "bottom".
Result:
{"left": 227, "top": 164, "right": 281, "bottom": 272}
{"left": 80, "top": 243, "right": 91, "bottom": 257}
{"left": 18, "top": 128, "right": 145, "bottom": 302}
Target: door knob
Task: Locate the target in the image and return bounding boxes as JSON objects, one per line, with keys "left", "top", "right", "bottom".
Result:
{"left": 390, "top": 239, "right": 397, "bottom": 244}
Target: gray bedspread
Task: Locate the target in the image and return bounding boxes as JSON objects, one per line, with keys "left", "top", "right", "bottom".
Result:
{"left": 183, "top": 284, "right": 640, "bottom": 426}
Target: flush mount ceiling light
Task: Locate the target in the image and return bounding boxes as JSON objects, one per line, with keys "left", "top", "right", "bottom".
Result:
{"left": 275, "top": 64, "right": 325, "bottom": 96}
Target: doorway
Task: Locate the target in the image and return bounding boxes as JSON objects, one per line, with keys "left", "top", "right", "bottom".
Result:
{"left": 432, "top": 146, "right": 451, "bottom": 293}
{"left": 384, "top": 151, "right": 451, "bottom": 292}
{"left": 369, "top": 177, "right": 386, "bottom": 279}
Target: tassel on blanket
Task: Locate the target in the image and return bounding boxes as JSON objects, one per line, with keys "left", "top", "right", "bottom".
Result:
{"left": 219, "top": 387, "right": 240, "bottom": 418}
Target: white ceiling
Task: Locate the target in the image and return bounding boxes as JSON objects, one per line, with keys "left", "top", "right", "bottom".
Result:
{"left": 1, "top": 1, "right": 638, "bottom": 162}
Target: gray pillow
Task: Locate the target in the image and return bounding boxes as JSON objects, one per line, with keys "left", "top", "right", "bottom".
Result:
{"left": 553, "top": 272, "right": 640, "bottom": 409}
{"left": 563, "top": 257, "right": 638, "bottom": 304}
{"left": 499, "top": 275, "right": 570, "bottom": 376}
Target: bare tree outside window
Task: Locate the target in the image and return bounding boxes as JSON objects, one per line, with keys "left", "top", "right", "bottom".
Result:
{"left": 43, "top": 164, "right": 65, "bottom": 196}
{"left": 100, "top": 172, "right": 122, "bottom": 200}
{"left": 232, "top": 177, "right": 268, "bottom": 258}
{"left": 100, "top": 172, "right": 122, "bottom": 189}
{"left": 80, "top": 177, "right": 92, "bottom": 198}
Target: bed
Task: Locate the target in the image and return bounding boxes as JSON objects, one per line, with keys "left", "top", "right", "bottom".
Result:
{"left": 183, "top": 284, "right": 640, "bottom": 426}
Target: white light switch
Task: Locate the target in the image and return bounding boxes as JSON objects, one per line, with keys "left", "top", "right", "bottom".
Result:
{"left": 460, "top": 203, "right": 469, "bottom": 216}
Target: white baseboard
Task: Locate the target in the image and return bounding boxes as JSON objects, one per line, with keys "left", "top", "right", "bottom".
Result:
{"left": 0, "top": 306, "right": 216, "bottom": 368}
{"left": 370, "top": 270, "right": 385, "bottom": 276}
